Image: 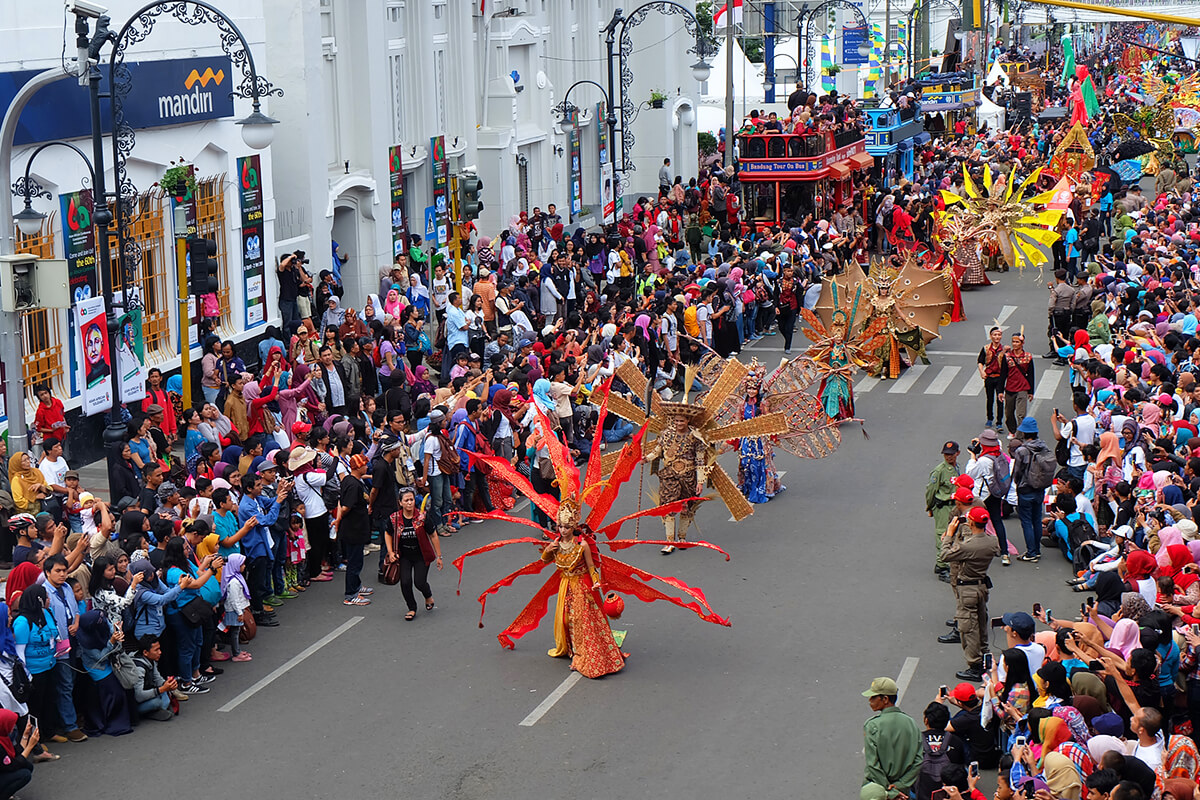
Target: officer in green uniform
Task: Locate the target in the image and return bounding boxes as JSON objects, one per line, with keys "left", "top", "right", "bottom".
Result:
{"left": 925, "top": 440, "right": 960, "bottom": 582}
{"left": 941, "top": 506, "right": 1000, "bottom": 682}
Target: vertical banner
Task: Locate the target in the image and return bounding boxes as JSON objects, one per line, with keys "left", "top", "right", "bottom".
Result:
{"left": 388, "top": 145, "right": 408, "bottom": 258}
{"left": 59, "top": 189, "right": 99, "bottom": 305}
{"left": 116, "top": 308, "right": 146, "bottom": 405}
{"left": 570, "top": 126, "right": 582, "bottom": 218}
{"left": 430, "top": 135, "right": 448, "bottom": 249}
{"left": 75, "top": 296, "right": 113, "bottom": 416}
{"left": 597, "top": 101, "right": 610, "bottom": 221}
{"left": 238, "top": 155, "right": 266, "bottom": 328}
{"left": 600, "top": 162, "right": 615, "bottom": 223}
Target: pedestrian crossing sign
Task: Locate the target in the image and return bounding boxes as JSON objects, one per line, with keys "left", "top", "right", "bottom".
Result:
{"left": 424, "top": 206, "right": 437, "bottom": 241}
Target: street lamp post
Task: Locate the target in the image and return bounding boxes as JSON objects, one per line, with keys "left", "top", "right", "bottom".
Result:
{"left": 551, "top": 80, "right": 618, "bottom": 227}
{"left": 763, "top": 52, "right": 800, "bottom": 99}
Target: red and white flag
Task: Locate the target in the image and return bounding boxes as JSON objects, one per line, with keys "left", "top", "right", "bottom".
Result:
{"left": 713, "top": 0, "right": 743, "bottom": 30}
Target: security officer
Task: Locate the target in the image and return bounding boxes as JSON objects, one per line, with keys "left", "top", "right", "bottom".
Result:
{"left": 940, "top": 506, "right": 1000, "bottom": 682}
{"left": 937, "top": 482, "right": 979, "bottom": 644}
{"left": 924, "top": 440, "right": 960, "bottom": 583}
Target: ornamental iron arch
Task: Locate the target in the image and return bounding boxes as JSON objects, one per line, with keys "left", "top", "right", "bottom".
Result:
{"left": 906, "top": 0, "right": 962, "bottom": 78}
{"left": 798, "top": 0, "right": 868, "bottom": 92}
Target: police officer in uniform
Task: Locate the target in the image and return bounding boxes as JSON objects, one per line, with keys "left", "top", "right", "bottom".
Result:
{"left": 925, "top": 441, "right": 960, "bottom": 583}
{"left": 940, "top": 506, "right": 1000, "bottom": 682}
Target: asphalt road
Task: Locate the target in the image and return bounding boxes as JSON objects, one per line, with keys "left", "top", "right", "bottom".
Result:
{"left": 31, "top": 268, "right": 1087, "bottom": 799}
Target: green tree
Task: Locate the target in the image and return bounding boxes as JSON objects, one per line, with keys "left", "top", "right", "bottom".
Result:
{"left": 698, "top": 131, "right": 717, "bottom": 157}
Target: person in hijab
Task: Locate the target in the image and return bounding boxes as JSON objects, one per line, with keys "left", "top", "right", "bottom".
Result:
{"left": 242, "top": 380, "right": 279, "bottom": 438}
{"left": 106, "top": 444, "right": 140, "bottom": 509}
{"left": 220, "top": 553, "right": 253, "bottom": 662}
{"left": 321, "top": 294, "right": 346, "bottom": 330}
{"left": 1164, "top": 778, "right": 1199, "bottom": 800}
{"left": 0, "top": 708, "right": 37, "bottom": 796}
{"left": 1124, "top": 550, "right": 1158, "bottom": 605}
{"left": 410, "top": 364, "right": 435, "bottom": 400}
{"left": 1092, "top": 570, "right": 1125, "bottom": 618}
{"left": 73, "top": 611, "right": 133, "bottom": 737}
{"left": 7, "top": 454, "right": 47, "bottom": 515}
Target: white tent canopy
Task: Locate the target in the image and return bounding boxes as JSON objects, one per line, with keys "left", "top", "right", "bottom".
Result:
{"left": 701, "top": 38, "right": 765, "bottom": 105}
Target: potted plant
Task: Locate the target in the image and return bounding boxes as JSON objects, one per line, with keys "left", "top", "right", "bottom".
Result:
{"left": 823, "top": 65, "right": 841, "bottom": 77}
{"left": 649, "top": 89, "right": 668, "bottom": 109}
{"left": 160, "top": 158, "right": 196, "bottom": 202}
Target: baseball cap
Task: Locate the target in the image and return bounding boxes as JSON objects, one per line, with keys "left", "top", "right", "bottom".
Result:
{"left": 953, "top": 488, "right": 975, "bottom": 504}
{"left": 952, "top": 475, "right": 974, "bottom": 489}
{"left": 1091, "top": 712, "right": 1124, "bottom": 737}
{"left": 64, "top": 470, "right": 80, "bottom": 480}
{"left": 941, "top": 440, "right": 960, "bottom": 455}
{"left": 78, "top": 492, "right": 95, "bottom": 505}
{"left": 861, "top": 676, "right": 900, "bottom": 698}
{"left": 967, "top": 506, "right": 990, "bottom": 525}
{"left": 1002, "top": 611, "right": 1036, "bottom": 638}
{"left": 292, "top": 420, "right": 312, "bottom": 436}
{"left": 951, "top": 683, "right": 977, "bottom": 703}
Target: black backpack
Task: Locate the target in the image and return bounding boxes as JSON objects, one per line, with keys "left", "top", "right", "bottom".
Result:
{"left": 1066, "top": 515, "right": 1097, "bottom": 573}
{"left": 1055, "top": 419, "right": 1077, "bottom": 467}
{"left": 915, "top": 734, "right": 952, "bottom": 800}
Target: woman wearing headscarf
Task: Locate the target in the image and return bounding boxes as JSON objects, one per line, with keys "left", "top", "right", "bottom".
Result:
{"left": 74, "top": 610, "right": 133, "bottom": 737}
{"left": 1087, "top": 298, "right": 1111, "bottom": 345}
{"left": 1164, "top": 778, "right": 1200, "bottom": 800}
{"left": 631, "top": 313, "right": 659, "bottom": 381}
{"left": 7, "top": 454, "right": 47, "bottom": 515}
{"left": 1069, "top": 670, "right": 1111, "bottom": 714}
{"left": 13, "top": 585, "right": 59, "bottom": 741}
{"left": 383, "top": 287, "right": 403, "bottom": 323}
{"left": 1124, "top": 550, "right": 1159, "bottom": 605}
{"left": 0, "top": 708, "right": 38, "bottom": 796}
{"left": 242, "top": 380, "right": 280, "bottom": 438}
{"left": 321, "top": 294, "right": 346, "bottom": 331}
{"left": 477, "top": 236, "right": 497, "bottom": 273}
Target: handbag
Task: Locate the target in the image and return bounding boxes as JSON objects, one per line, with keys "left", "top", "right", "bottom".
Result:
{"left": 0, "top": 654, "right": 31, "bottom": 703}
{"left": 239, "top": 609, "right": 257, "bottom": 643}
{"left": 179, "top": 595, "right": 211, "bottom": 627}
{"left": 379, "top": 532, "right": 401, "bottom": 586}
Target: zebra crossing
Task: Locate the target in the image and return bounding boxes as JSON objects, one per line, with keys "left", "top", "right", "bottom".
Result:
{"left": 855, "top": 365, "right": 1067, "bottom": 401}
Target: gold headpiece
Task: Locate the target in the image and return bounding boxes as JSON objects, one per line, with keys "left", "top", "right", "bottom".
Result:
{"left": 556, "top": 496, "right": 581, "bottom": 529}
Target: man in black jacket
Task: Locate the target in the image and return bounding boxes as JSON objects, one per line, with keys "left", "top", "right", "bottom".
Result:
{"left": 314, "top": 346, "right": 354, "bottom": 418}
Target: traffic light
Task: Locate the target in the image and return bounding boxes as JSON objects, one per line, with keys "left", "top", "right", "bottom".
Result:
{"left": 459, "top": 172, "right": 484, "bottom": 221}
{"left": 189, "top": 237, "right": 219, "bottom": 295}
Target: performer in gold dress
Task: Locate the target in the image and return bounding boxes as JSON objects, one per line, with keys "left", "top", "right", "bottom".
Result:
{"left": 642, "top": 403, "right": 711, "bottom": 554}
{"left": 542, "top": 502, "right": 626, "bottom": 677}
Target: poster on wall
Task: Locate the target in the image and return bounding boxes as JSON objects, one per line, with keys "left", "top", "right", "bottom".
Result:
{"left": 570, "top": 126, "right": 582, "bottom": 217}
{"left": 115, "top": 308, "right": 145, "bottom": 405}
{"left": 237, "top": 154, "right": 266, "bottom": 329}
{"left": 388, "top": 145, "right": 408, "bottom": 258}
{"left": 600, "top": 161, "right": 615, "bottom": 223}
{"left": 59, "top": 189, "right": 98, "bottom": 305}
{"left": 430, "top": 135, "right": 448, "bottom": 250}
{"left": 75, "top": 296, "right": 113, "bottom": 416}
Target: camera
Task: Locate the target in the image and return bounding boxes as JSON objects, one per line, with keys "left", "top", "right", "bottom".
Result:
{"left": 293, "top": 250, "right": 310, "bottom": 264}
{"left": 66, "top": 0, "right": 108, "bottom": 19}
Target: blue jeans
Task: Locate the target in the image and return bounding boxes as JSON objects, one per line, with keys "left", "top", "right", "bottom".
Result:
{"left": 734, "top": 310, "right": 744, "bottom": 347}
{"left": 1017, "top": 489, "right": 1045, "bottom": 556}
{"left": 167, "top": 611, "right": 202, "bottom": 682}
{"left": 271, "top": 527, "right": 288, "bottom": 595}
{"left": 744, "top": 305, "right": 758, "bottom": 339}
{"left": 428, "top": 473, "right": 453, "bottom": 533}
{"left": 137, "top": 692, "right": 170, "bottom": 715}
{"left": 1066, "top": 464, "right": 1086, "bottom": 483}
{"left": 202, "top": 386, "right": 219, "bottom": 404}
{"left": 54, "top": 659, "right": 77, "bottom": 731}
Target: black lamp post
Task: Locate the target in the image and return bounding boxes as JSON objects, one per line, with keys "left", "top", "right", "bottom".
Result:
{"left": 552, "top": 80, "right": 618, "bottom": 226}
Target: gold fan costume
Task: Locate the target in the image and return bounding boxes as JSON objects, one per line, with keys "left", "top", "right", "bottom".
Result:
{"left": 642, "top": 404, "right": 710, "bottom": 549}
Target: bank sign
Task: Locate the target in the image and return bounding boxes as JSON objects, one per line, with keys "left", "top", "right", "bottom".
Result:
{"left": 0, "top": 56, "right": 234, "bottom": 147}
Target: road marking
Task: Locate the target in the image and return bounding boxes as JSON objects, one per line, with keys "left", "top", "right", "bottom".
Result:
{"left": 888, "top": 364, "right": 928, "bottom": 393}
{"left": 217, "top": 616, "right": 364, "bottom": 713}
{"left": 519, "top": 672, "right": 583, "bottom": 726}
{"left": 924, "top": 366, "right": 961, "bottom": 395}
{"left": 895, "top": 656, "right": 920, "bottom": 705}
{"left": 960, "top": 371, "right": 984, "bottom": 397}
{"left": 856, "top": 376, "right": 881, "bottom": 393}
{"left": 1034, "top": 368, "right": 1063, "bottom": 401}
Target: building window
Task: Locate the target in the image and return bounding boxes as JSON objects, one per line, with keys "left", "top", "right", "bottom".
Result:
{"left": 14, "top": 218, "right": 64, "bottom": 405}
{"left": 108, "top": 191, "right": 171, "bottom": 360}
{"left": 434, "top": 49, "right": 447, "bottom": 134}
{"left": 518, "top": 157, "right": 529, "bottom": 214}
{"left": 391, "top": 54, "right": 405, "bottom": 142}
{"left": 194, "top": 175, "right": 232, "bottom": 334}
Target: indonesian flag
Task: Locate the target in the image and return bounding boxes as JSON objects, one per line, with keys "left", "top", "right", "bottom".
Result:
{"left": 713, "top": 0, "right": 743, "bottom": 30}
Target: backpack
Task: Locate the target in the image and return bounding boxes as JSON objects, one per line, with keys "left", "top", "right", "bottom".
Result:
{"left": 984, "top": 454, "right": 1012, "bottom": 498}
{"left": 683, "top": 306, "right": 700, "bottom": 337}
{"left": 1021, "top": 442, "right": 1057, "bottom": 490}
{"left": 883, "top": 206, "right": 896, "bottom": 230}
{"left": 1066, "top": 515, "right": 1097, "bottom": 572}
{"left": 915, "top": 734, "right": 952, "bottom": 800}
{"left": 1055, "top": 419, "right": 1077, "bottom": 467}
{"left": 711, "top": 183, "right": 727, "bottom": 205}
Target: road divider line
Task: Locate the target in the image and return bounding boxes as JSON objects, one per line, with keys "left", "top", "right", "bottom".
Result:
{"left": 856, "top": 376, "right": 881, "bottom": 394}
{"left": 1034, "top": 368, "right": 1063, "bottom": 401}
{"left": 924, "top": 366, "right": 961, "bottom": 395}
{"left": 217, "top": 616, "right": 364, "bottom": 713}
{"left": 519, "top": 672, "right": 582, "bottom": 726}
{"left": 895, "top": 657, "right": 920, "bottom": 705}
{"left": 888, "top": 364, "right": 928, "bottom": 394}
{"left": 960, "top": 372, "right": 984, "bottom": 397}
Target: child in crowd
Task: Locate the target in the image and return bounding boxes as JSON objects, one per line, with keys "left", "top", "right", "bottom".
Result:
{"left": 219, "top": 553, "right": 252, "bottom": 662}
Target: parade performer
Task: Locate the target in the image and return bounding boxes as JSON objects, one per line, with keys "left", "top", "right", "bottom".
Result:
{"left": 799, "top": 279, "right": 889, "bottom": 420}
{"left": 642, "top": 402, "right": 712, "bottom": 555}
{"left": 453, "top": 389, "right": 731, "bottom": 678}
{"left": 738, "top": 361, "right": 783, "bottom": 503}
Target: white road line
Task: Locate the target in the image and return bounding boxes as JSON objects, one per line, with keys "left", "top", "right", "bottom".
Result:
{"left": 924, "top": 366, "right": 961, "bottom": 395}
{"left": 217, "top": 617, "right": 364, "bottom": 713}
{"left": 895, "top": 656, "right": 920, "bottom": 706}
{"left": 960, "top": 371, "right": 984, "bottom": 397}
{"left": 519, "top": 672, "right": 583, "bottom": 726}
{"left": 856, "top": 376, "right": 881, "bottom": 393}
{"left": 888, "top": 364, "right": 928, "bottom": 393}
{"left": 1034, "top": 368, "right": 1064, "bottom": 401}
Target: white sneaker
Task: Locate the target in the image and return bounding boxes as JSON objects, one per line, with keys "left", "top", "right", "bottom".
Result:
{"left": 365, "top": 543, "right": 381, "bottom": 553}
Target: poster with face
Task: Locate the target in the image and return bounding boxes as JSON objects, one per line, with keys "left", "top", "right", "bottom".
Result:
{"left": 74, "top": 296, "right": 113, "bottom": 416}
{"left": 116, "top": 308, "right": 145, "bottom": 405}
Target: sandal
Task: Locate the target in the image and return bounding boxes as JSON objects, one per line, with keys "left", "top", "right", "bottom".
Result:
{"left": 404, "top": 611, "right": 416, "bottom": 621}
{"left": 425, "top": 600, "right": 436, "bottom": 611}
{"left": 34, "top": 751, "right": 60, "bottom": 763}
{"left": 294, "top": 585, "right": 307, "bottom": 592}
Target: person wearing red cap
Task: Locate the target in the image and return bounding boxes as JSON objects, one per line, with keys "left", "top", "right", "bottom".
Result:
{"left": 940, "top": 507, "right": 1001, "bottom": 682}
{"left": 940, "top": 683, "right": 1001, "bottom": 769}
{"left": 925, "top": 440, "right": 961, "bottom": 583}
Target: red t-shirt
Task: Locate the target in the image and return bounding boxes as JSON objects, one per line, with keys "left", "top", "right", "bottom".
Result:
{"left": 34, "top": 398, "right": 67, "bottom": 436}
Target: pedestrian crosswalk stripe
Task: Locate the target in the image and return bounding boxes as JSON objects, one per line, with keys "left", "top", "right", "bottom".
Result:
{"left": 1034, "top": 368, "right": 1063, "bottom": 400}
{"left": 856, "top": 376, "right": 881, "bottom": 393}
{"left": 924, "top": 366, "right": 961, "bottom": 395}
{"left": 887, "top": 364, "right": 928, "bottom": 393}
{"left": 960, "top": 371, "right": 984, "bottom": 397}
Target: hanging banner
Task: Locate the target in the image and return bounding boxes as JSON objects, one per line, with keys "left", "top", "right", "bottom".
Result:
{"left": 430, "top": 135, "right": 448, "bottom": 249}
{"left": 75, "top": 296, "right": 113, "bottom": 416}
{"left": 116, "top": 307, "right": 146, "bottom": 405}
{"left": 59, "top": 189, "right": 98, "bottom": 304}
{"left": 570, "top": 126, "right": 582, "bottom": 217}
{"left": 388, "top": 145, "right": 408, "bottom": 258}
{"left": 238, "top": 154, "right": 266, "bottom": 328}
{"left": 601, "top": 161, "right": 615, "bottom": 222}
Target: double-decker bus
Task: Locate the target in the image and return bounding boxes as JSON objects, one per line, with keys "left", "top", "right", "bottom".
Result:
{"left": 735, "top": 127, "right": 875, "bottom": 230}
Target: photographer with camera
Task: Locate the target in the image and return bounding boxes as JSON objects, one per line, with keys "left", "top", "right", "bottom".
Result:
{"left": 277, "top": 251, "right": 309, "bottom": 327}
